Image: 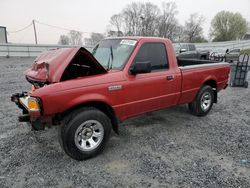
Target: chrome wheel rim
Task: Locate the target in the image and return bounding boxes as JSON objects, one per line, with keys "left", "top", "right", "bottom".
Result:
{"left": 200, "top": 91, "right": 212, "bottom": 112}
{"left": 74, "top": 120, "right": 104, "bottom": 152}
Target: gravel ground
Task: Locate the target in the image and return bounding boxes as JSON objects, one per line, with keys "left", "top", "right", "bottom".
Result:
{"left": 0, "top": 57, "right": 249, "bottom": 188}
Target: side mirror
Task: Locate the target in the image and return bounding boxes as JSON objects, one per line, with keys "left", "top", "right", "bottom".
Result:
{"left": 130, "top": 61, "right": 151, "bottom": 75}
{"left": 180, "top": 48, "right": 187, "bottom": 53}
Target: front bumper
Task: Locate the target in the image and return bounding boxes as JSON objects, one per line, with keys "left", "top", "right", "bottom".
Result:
{"left": 11, "top": 92, "right": 41, "bottom": 115}
{"left": 11, "top": 92, "right": 29, "bottom": 113}
{"left": 11, "top": 92, "right": 44, "bottom": 130}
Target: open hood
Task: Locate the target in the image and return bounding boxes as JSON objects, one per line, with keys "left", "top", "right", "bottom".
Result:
{"left": 24, "top": 47, "right": 106, "bottom": 84}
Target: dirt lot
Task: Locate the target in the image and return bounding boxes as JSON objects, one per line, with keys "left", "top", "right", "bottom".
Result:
{"left": 0, "top": 57, "right": 249, "bottom": 188}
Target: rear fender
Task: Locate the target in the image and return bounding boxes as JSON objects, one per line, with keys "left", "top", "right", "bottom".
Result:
{"left": 203, "top": 77, "right": 218, "bottom": 103}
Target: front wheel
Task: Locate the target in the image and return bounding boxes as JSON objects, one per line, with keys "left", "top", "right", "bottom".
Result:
{"left": 59, "top": 107, "right": 111, "bottom": 160}
{"left": 188, "top": 85, "right": 214, "bottom": 116}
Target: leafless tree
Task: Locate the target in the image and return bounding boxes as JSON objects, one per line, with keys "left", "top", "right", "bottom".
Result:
{"left": 140, "top": 2, "right": 160, "bottom": 36}
{"left": 84, "top": 32, "right": 105, "bottom": 46}
{"left": 157, "top": 2, "right": 179, "bottom": 40}
{"left": 173, "top": 25, "right": 185, "bottom": 42}
{"left": 107, "top": 30, "right": 123, "bottom": 37}
{"left": 58, "top": 35, "right": 70, "bottom": 45}
{"left": 121, "top": 2, "right": 160, "bottom": 36}
{"left": 122, "top": 2, "right": 144, "bottom": 36}
{"left": 184, "top": 13, "right": 204, "bottom": 42}
{"left": 110, "top": 14, "right": 123, "bottom": 36}
{"left": 107, "top": 2, "right": 207, "bottom": 42}
{"left": 68, "top": 30, "right": 82, "bottom": 45}
{"left": 109, "top": 2, "right": 180, "bottom": 38}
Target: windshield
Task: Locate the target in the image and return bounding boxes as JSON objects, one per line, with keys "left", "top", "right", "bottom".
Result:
{"left": 173, "top": 43, "right": 180, "bottom": 53}
{"left": 92, "top": 39, "right": 137, "bottom": 70}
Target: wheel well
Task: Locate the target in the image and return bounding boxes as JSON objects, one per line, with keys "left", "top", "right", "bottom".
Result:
{"left": 204, "top": 79, "right": 217, "bottom": 89}
{"left": 63, "top": 101, "right": 119, "bottom": 134}
{"left": 203, "top": 79, "right": 217, "bottom": 103}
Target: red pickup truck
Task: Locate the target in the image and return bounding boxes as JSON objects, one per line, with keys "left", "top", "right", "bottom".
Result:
{"left": 11, "top": 37, "right": 230, "bottom": 160}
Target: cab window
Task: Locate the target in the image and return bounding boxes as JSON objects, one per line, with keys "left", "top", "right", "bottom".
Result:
{"left": 133, "top": 43, "right": 168, "bottom": 71}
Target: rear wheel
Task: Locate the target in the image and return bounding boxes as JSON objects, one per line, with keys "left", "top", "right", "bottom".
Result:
{"left": 244, "top": 81, "right": 248, "bottom": 88}
{"left": 188, "top": 85, "right": 214, "bottom": 116}
{"left": 59, "top": 107, "right": 111, "bottom": 160}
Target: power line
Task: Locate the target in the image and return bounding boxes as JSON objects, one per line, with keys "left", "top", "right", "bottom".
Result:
{"left": 35, "top": 20, "right": 71, "bottom": 31}
{"left": 7, "top": 19, "right": 92, "bottom": 34}
{"left": 17, "top": 24, "right": 32, "bottom": 43}
{"left": 34, "top": 19, "right": 91, "bottom": 34}
{"left": 6, "top": 19, "right": 94, "bottom": 44}
{"left": 7, "top": 22, "right": 33, "bottom": 33}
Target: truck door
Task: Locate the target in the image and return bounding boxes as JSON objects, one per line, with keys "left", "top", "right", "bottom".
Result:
{"left": 123, "top": 42, "right": 181, "bottom": 118}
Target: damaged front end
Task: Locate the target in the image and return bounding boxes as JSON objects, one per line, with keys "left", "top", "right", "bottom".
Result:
{"left": 24, "top": 47, "right": 106, "bottom": 84}
{"left": 11, "top": 92, "right": 45, "bottom": 130}
{"left": 11, "top": 47, "right": 107, "bottom": 130}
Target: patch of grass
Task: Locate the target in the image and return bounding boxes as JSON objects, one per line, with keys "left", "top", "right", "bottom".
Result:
{"left": 240, "top": 49, "right": 250, "bottom": 54}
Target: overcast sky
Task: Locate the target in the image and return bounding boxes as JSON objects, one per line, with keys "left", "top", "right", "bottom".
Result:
{"left": 1, "top": 0, "right": 250, "bottom": 44}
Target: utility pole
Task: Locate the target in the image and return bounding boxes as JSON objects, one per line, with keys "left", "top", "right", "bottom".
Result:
{"left": 32, "top": 20, "right": 38, "bottom": 44}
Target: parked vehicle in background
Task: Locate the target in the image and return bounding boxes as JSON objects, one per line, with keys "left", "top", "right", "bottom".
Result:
{"left": 174, "top": 43, "right": 209, "bottom": 60}
{"left": 210, "top": 48, "right": 240, "bottom": 62}
{"left": 209, "top": 48, "right": 226, "bottom": 61}
{"left": 225, "top": 49, "right": 240, "bottom": 62}
{"left": 11, "top": 37, "right": 230, "bottom": 160}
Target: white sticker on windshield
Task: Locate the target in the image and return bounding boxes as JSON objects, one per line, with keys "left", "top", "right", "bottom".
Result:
{"left": 120, "top": 39, "right": 137, "bottom": 46}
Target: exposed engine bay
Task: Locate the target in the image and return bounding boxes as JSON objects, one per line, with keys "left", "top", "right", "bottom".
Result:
{"left": 25, "top": 48, "right": 107, "bottom": 88}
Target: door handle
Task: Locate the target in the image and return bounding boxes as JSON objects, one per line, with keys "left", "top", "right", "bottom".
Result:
{"left": 166, "top": 75, "right": 174, "bottom": 80}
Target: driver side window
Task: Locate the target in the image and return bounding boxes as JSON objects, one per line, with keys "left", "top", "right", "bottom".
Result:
{"left": 133, "top": 43, "right": 169, "bottom": 71}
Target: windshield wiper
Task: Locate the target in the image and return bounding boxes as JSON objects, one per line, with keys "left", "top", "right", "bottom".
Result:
{"left": 107, "top": 46, "right": 114, "bottom": 70}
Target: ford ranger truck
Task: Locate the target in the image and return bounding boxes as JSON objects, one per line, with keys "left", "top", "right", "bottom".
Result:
{"left": 11, "top": 37, "right": 230, "bottom": 160}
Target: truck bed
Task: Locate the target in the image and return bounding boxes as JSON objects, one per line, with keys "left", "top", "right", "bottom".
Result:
{"left": 177, "top": 58, "right": 230, "bottom": 105}
{"left": 177, "top": 58, "right": 221, "bottom": 67}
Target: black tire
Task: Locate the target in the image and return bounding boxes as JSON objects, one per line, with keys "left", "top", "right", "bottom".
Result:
{"left": 188, "top": 85, "right": 214, "bottom": 116}
{"left": 59, "top": 107, "right": 111, "bottom": 160}
{"left": 244, "top": 81, "right": 248, "bottom": 88}
{"left": 188, "top": 103, "right": 195, "bottom": 115}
